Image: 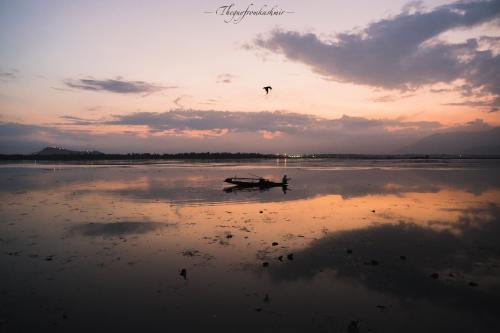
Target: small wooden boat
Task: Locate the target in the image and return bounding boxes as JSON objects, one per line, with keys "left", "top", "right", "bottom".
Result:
{"left": 224, "top": 177, "right": 287, "bottom": 188}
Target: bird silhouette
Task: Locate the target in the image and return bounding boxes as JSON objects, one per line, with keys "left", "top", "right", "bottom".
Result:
{"left": 263, "top": 86, "right": 272, "bottom": 94}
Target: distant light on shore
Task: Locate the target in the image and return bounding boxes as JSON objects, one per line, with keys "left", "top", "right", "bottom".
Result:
{"left": 276, "top": 153, "right": 304, "bottom": 159}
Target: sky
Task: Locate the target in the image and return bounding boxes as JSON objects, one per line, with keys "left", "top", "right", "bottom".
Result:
{"left": 0, "top": 0, "right": 499, "bottom": 154}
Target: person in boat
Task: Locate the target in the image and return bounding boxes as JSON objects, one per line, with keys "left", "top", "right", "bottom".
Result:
{"left": 282, "top": 175, "right": 288, "bottom": 185}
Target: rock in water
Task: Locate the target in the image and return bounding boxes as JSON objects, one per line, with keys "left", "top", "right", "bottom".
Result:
{"left": 179, "top": 268, "right": 187, "bottom": 280}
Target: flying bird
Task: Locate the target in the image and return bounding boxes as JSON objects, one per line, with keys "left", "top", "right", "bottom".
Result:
{"left": 263, "top": 86, "right": 272, "bottom": 94}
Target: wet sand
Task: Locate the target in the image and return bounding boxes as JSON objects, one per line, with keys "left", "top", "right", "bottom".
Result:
{"left": 1, "top": 159, "right": 500, "bottom": 332}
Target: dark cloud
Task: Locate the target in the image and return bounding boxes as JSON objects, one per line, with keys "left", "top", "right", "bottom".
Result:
{"left": 107, "top": 110, "right": 314, "bottom": 133}
{"left": 64, "top": 77, "right": 174, "bottom": 94}
{"left": 57, "top": 115, "right": 100, "bottom": 125}
{"left": 444, "top": 99, "right": 499, "bottom": 112}
{"left": 100, "top": 110, "right": 447, "bottom": 153}
{"left": 106, "top": 109, "right": 441, "bottom": 135}
{"left": 254, "top": 0, "right": 500, "bottom": 110}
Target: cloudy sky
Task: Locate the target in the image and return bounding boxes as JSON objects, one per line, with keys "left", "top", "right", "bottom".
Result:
{"left": 0, "top": 0, "right": 499, "bottom": 153}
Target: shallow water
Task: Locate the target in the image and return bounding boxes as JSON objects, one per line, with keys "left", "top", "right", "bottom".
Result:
{"left": 1, "top": 159, "right": 500, "bottom": 332}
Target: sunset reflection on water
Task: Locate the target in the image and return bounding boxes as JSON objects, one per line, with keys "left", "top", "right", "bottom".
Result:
{"left": 1, "top": 160, "right": 500, "bottom": 332}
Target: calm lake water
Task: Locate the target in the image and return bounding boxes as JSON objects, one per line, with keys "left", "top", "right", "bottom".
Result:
{"left": 1, "top": 159, "right": 500, "bottom": 332}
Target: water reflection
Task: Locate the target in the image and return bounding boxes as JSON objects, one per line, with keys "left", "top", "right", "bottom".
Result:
{"left": 1, "top": 160, "right": 500, "bottom": 332}
{"left": 70, "top": 222, "right": 174, "bottom": 237}
{"left": 267, "top": 204, "right": 500, "bottom": 313}
{"left": 223, "top": 185, "right": 288, "bottom": 194}
{"left": 2, "top": 163, "right": 500, "bottom": 205}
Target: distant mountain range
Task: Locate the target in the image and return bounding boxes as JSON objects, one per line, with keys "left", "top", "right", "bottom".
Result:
{"left": 397, "top": 127, "right": 500, "bottom": 155}
{"left": 35, "top": 146, "right": 105, "bottom": 156}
